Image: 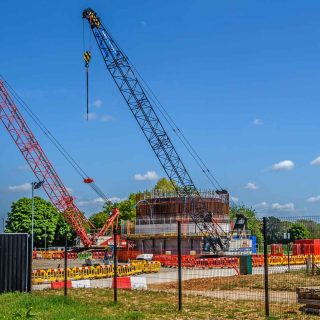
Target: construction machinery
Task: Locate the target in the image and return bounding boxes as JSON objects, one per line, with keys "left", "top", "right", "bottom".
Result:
{"left": 0, "top": 80, "right": 119, "bottom": 247}
{"left": 82, "top": 8, "right": 233, "bottom": 253}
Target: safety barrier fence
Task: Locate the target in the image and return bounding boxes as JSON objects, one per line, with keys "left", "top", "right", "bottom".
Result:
{"left": 32, "top": 260, "right": 161, "bottom": 284}
{"left": 153, "top": 253, "right": 316, "bottom": 268}
{"left": 33, "top": 250, "right": 141, "bottom": 261}
{"left": 33, "top": 251, "right": 105, "bottom": 260}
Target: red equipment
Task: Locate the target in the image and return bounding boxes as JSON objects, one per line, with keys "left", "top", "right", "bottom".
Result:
{"left": 0, "top": 80, "right": 121, "bottom": 246}
{"left": 0, "top": 81, "right": 95, "bottom": 246}
{"left": 97, "top": 208, "right": 120, "bottom": 238}
{"left": 270, "top": 244, "right": 283, "bottom": 256}
{"left": 295, "top": 239, "right": 320, "bottom": 255}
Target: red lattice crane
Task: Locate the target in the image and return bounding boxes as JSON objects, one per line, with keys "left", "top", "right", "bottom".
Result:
{"left": 0, "top": 80, "right": 94, "bottom": 246}
{"left": 97, "top": 208, "right": 120, "bottom": 238}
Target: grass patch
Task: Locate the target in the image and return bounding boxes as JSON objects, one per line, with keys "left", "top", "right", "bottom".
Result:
{"left": 0, "top": 288, "right": 317, "bottom": 319}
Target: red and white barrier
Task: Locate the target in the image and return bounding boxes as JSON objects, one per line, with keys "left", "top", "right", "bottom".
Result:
{"left": 111, "top": 276, "right": 147, "bottom": 290}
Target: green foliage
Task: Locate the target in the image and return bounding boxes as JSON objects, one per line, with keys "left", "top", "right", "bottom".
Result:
{"left": 263, "top": 216, "right": 312, "bottom": 244}
{"left": 118, "top": 193, "right": 136, "bottom": 221}
{"left": 265, "top": 216, "right": 287, "bottom": 244}
{"left": 90, "top": 195, "right": 136, "bottom": 228}
{"left": 288, "top": 223, "right": 310, "bottom": 241}
{"left": 6, "top": 197, "right": 59, "bottom": 247}
{"left": 153, "top": 178, "right": 177, "bottom": 192}
{"left": 230, "top": 205, "right": 263, "bottom": 246}
{"left": 89, "top": 211, "right": 109, "bottom": 229}
{"left": 52, "top": 215, "right": 76, "bottom": 246}
{"left": 296, "top": 219, "right": 320, "bottom": 239}
{"left": 6, "top": 197, "right": 76, "bottom": 247}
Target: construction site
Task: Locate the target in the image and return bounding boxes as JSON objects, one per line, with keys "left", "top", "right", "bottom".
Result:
{"left": 0, "top": 3, "right": 320, "bottom": 320}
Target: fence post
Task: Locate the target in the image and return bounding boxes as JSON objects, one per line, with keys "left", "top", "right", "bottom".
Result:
{"left": 113, "top": 226, "right": 118, "bottom": 303}
{"left": 177, "top": 220, "right": 182, "bottom": 311}
{"left": 263, "top": 217, "right": 269, "bottom": 317}
{"left": 64, "top": 235, "right": 68, "bottom": 296}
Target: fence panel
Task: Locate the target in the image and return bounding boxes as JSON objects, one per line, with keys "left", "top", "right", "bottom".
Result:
{"left": 265, "top": 215, "right": 320, "bottom": 318}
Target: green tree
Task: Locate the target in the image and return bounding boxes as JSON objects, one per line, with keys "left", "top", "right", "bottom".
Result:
{"left": 153, "top": 178, "right": 177, "bottom": 192}
{"left": 89, "top": 211, "right": 109, "bottom": 229}
{"left": 288, "top": 223, "right": 310, "bottom": 241}
{"left": 230, "top": 205, "right": 263, "bottom": 246}
{"left": 265, "top": 216, "right": 286, "bottom": 244}
{"left": 118, "top": 193, "right": 136, "bottom": 221}
{"left": 90, "top": 195, "right": 137, "bottom": 228}
{"left": 52, "top": 214, "right": 77, "bottom": 246}
{"left": 296, "top": 219, "right": 320, "bottom": 239}
{"left": 6, "top": 197, "right": 77, "bottom": 247}
{"left": 6, "top": 197, "right": 59, "bottom": 247}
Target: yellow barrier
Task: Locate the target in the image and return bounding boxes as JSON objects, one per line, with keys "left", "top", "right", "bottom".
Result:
{"left": 131, "top": 260, "right": 161, "bottom": 273}
{"left": 32, "top": 260, "right": 161, "bottom": 284}
{"left": 265, "top": 254, "right": 310, "bottom": 266}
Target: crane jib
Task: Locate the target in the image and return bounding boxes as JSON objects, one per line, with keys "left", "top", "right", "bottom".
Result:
{"left": 82, "top": 8, "right": 230, "bottom": 253}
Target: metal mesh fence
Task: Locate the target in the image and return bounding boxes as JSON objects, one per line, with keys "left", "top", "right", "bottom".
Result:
{"left": 30, "top": 216, "right": 320, "bottom": 319}
{"left": 265, "top": 216, "right": 320, "bottom": 318}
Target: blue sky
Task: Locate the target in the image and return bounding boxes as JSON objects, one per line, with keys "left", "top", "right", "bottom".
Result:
{"left": 1, "top": 0, "right": 320, "bottom": 221}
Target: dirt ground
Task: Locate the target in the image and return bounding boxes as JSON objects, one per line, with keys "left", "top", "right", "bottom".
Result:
{"left": 149, "top": 271, "right": 320, "bottom": 292}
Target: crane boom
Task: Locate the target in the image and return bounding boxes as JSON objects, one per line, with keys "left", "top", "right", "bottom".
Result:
{"left": 0, "top": 81, "right": 93, "bottom": 247}
{"left": 83, "top": 8, "right": 229, "bottom": 252}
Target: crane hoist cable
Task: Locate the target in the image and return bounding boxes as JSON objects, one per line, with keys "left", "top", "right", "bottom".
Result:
{"left": 104, "top": 27, "right": 238, "bottom": 207}
{"left": 84, "top": 24, "right": 224, "bottom": 194}
{"left": 84, "top": 50, "right": 91, "bottom": 121}
{"left": 82, "top": 8, "right": 230, "bottom": 253}
{"left": 83, "top": 20, "right": 94, "bottom": 121}
{"left": 0, "top": 75, "right": 109, "bottom": 204}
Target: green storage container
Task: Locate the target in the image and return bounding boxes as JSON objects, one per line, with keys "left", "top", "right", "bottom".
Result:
{"left": 239, "top": 255, "right": 252, "bottom": 275}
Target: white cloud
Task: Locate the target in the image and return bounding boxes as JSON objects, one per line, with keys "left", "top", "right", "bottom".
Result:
{"left": 101, "top": 115, "right": 115, "bottom": 122}
{"left": 254, "top": 201, "right": 268, "bottom": 209}
{"left": 84, "top": 112, "right": 97, "bottom": 121}
{"left": 17, "top": 164, "right": 30, "bottom": 171}
{"left": 77, "top": 197, "right": 105, "bottom": 207}
{"left": 140, "top": 21, "right": 147, "bottom": 27}
{"left": 231, "top": 196, "right": 239, "bottom": 202}
{"left": 8, "top": 183, "right": 32, "bottom": 192}
{"left": 271, "top": 202, "right": 295, "bottom": 212}
{"left": 134, "top": 171, "right": 159, "bottom": 181}
{"left": 77, "top": 196, "right": 125, "bottom": 207}
{"left": 310, "top": 156, "right": 320, "bottom": 166}
{"left": 307, "top": 195, "right": 320, "bottom": 203}
{"left": 91, "top": 99, "right": 103, "bottom": 108}
{"left": 245, "top": 182, "right": 259, "bottom": 190}
{"left": 109, "top": 197, "right": 122, "bottom": 203}
{"left": 253, "top": 118, "right": 263, "bottom": 126}
{"left": 272, "top": 160, "right": 295, "bottom": 171}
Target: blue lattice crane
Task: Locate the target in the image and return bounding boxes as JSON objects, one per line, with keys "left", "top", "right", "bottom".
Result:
{"left": 82, "top": 8, "right": 231, "bottom": 253}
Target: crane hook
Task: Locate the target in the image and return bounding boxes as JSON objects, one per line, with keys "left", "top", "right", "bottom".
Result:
{"left": 83, "top": 51, "right": 91, "bottom": 120}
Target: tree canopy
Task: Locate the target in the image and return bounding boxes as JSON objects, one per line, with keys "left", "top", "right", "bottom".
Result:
{"left": 6, "top": 197, "right": 76, "bottom": 247}
{"left": 288, "top": 223, "right": 310, "bottom": 241}
{"left": 153, "top": 177, "right": 177, "bottom": 192}
{"left": 89, "top": 194, "right": 136, "bottom": 229}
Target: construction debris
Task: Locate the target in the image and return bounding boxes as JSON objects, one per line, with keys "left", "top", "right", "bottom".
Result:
{"left": 297, "top": 286, "right": 320, "bottom": 315}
